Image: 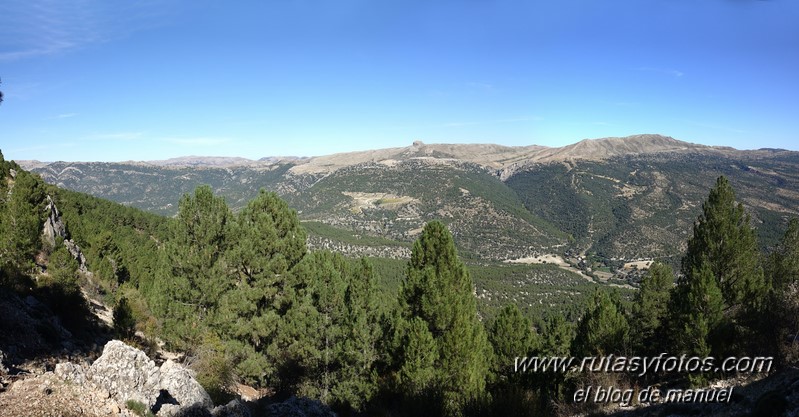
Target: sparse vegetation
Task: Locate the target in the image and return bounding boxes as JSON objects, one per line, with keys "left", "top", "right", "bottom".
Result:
{"left": 125, "top": 399, "right": 155, "bottom": 417}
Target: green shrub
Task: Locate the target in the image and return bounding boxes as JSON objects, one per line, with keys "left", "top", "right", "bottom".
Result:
{"left": 113, "top": 296, "right": 136, "bottom": 339}
{"left": 192, "top": 335, "right": 235, "bottom": 406}
{"left": 125, "top": 399, "right": 155, "bottom": 417}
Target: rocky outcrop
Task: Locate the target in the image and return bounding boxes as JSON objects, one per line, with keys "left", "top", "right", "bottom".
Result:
{"left": 41, "top": 194, "right": 89, "bottom": 273}
{"left": 47, "top": 340, "right": 251, "bottom": 417}
{"left": 0, "top": 371, "right": 126, "bottom": 417}
{"left": 0, "top": 349, "right": 8, "bottom": 375}
{"left": 91, "top": 340, "right": 162, "bottom": 408}
{"left": 42, "top": 195, "right": 67, "bottom": 247}
{"left": 54, "top": 361, "right": 89, "bottom": 384}
{"left": 604, "top": 366, "right": 799, "bottom": 417}
{"left": 64, "top": 239, "right": 89, "bottom": 272}
{"left": 159, "top": 359, "right": 213, "bottom": 410}
{"left": 0, "top": 339, "right": 343, "bottom": 417}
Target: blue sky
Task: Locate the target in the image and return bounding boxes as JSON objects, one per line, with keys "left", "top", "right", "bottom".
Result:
{"left": 1, "top": 0, "right": 797, "bottom": 162}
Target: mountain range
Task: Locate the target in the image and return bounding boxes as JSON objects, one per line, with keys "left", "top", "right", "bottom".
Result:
{"left": 19, "top": 134, "right": 799, "bottom": 279}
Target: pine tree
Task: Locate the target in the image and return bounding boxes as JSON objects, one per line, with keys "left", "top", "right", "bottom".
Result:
{"left": 673, "top": 176, "right": 766, "bottom": 356}
{"left": 765, "top": 218, "right": 799, "bottom": 363}
{"left": 683, "top": 261, "right": 724, "bottom": 351}
{"left": 535, "top": 313, "right": 573, "bottom": 405}
{"left": 681, "top": 176, "right": 766, "bottom": 312}
{"left": 41, "top": 240, "right": 87, "bottom": 331}
{"left": 573, "top": 289, "right": 629, "bottom": 357}
{"left": 676, "top": 261, "right": 724, "bottom": 385}
{"left": 630, "top": 262, "right": 673, "bottom": 354}
{"left": 489, "top": 303, "right": 539, "bottom": 380}
{"left": 0, "top": 170, "right": 46, "bottom": 271}
{"left": 217, "top": 189, "right": 307, "bottom": 386}
{"left": 332, "top": 258, "right": 382, "bottom": 410}
{"left": 0, "top": 150, "right": 7, "bottom": 193}
{"left": 540, "top": 313, "right": 573, "bottom": 357}
{"left": 275, "top": 251, "right": 382, "bottom": 411}
{"left": 160, "top": 185, "right": 231, "bottom": 346}
{"left": 113, "top": 296, "right": 137, "bottom": 339}
{"left": 394, "top": 316, "right": 439, "bottom": 396}
{"left": 767, "top": 218, "right": 799, "bottom": 290}
{"left": 396, "top": 221, "right": 492, "bottom": 415}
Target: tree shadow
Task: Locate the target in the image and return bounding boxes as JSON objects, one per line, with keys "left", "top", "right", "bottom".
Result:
{"left": 0, "top": 271, "right": 112, "bottom": 371}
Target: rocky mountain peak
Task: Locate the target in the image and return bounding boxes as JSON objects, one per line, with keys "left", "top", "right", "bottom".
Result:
{"left": 554, "top": 134, "right": 704, "bottom": 160}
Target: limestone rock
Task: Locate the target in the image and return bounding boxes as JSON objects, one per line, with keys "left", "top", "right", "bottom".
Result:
{"left": 54, "top": 362, "right": 88, "bottom": 384}
{"left": 158, "top": 403, "right": 211, "bottom": 417}
{"left": 42, "top": 195, "right": 67, "bottom": 247}
{"left": 64, "top": 238, "right": 88, "bottom": 272}
{"left": 41, "top": 195, "right": 88, "bottom": 272}
{"left": 90, "top": 340, "right": 161, "bottom": 408}
{"left": 0, "top": 349, "right": 7, "bottom": 375}
{"left": 157, "top": 404, "right": 183, "bottom": 416}
{"left": 159, "top": 359, "right": 213, "bottom": 410}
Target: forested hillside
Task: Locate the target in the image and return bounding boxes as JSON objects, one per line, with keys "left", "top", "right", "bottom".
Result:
{"left": 506, "top": 151, "right": 799, "bottom": 259}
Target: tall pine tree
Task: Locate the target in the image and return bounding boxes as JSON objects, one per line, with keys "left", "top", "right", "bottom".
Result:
{"left": 765, "top": 218, "right": 799, "bottom": 363}
{"left": 0, "top": 169, "right": 45, "bottom": 271}
{"left": 489, "top": 303, "right": 539, "bottom": 381}
{"left": 217, "top": 189, "right": 307, "bottom": 385}
{"left": 681, "top": 261, "right": 724, "bottom": 352}
{"left": 672, "top": 176, "right": 767, "bottom": 357}
{"left": 630, "top": 262, "right": 673, "bottom": 354}
{"left": 159, "top": 185, "right": 232, "bottom": 347}
{"left": 681, "top": 176, "right": 766, "bottom": 312}
{"left": 572, "top": 289, "right": 629, "bottom": 357}
{"left": 395, "top": 221, "right": 493, "bottom": 416}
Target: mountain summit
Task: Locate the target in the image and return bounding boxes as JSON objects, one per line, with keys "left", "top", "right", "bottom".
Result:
{"left": 275, "top": 134, "right": 710, "bottom": 175}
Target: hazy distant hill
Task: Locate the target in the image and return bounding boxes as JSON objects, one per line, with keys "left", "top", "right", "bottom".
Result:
{"left": 19, "top": 134, "right": 799, "bottom": 269}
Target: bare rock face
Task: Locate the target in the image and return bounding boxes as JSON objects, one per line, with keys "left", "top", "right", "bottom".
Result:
{"left": 0, "top": 349, "right": 8, "bottom": 375}
{"left": 87, "top": 341, "right": 224, "bottom": 416}
{"left": 90, "top": 340, "right": 161, "bottom": 408}
{"left": 0, "top": 338, "right": 340, "bottom": 417}
{"left": 41, "top": 194, "right": 89, "bottom": 272}
{"left": 64, "top": 238, "right": 89, "bottom": 273}
{"left": 265, "top": 396, "right": 337, "bottom": 417}
{"left": 0, "top": 372, "right": 124, "bottom": 417}
{"left": 42, "top": 195, "right": 67, "bottom": 247}
{"left": 158, "top": 403, "right": 212, "bottom": 417}
{"left": 54, "top": 361, "right": 89, "bottom": 384}
{"left": 159, "top": 359, "right": 213, "bottom": 410}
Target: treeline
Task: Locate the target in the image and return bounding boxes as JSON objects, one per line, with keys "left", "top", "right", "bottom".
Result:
{"left": 2, "top": 148, "right": 798, "bottom": 416}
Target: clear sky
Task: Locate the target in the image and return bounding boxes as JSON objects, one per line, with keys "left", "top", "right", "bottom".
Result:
{"left": 1, "top": 0, "right": 797, "bottom": 162}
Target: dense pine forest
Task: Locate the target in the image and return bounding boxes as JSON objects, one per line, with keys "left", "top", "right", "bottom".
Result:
{"left": 2, "top": 148, "right": 798, "bottom": 417}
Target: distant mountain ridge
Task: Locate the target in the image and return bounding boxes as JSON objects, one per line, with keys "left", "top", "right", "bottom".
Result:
{"left": 188, "top": 134, "right": 725, "bottom": 174}
{"left": 16, "top": 134, "right": 799, "bottom": 273}
{"left": 21, "top": 134, "right": 767, "bottom": 171}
